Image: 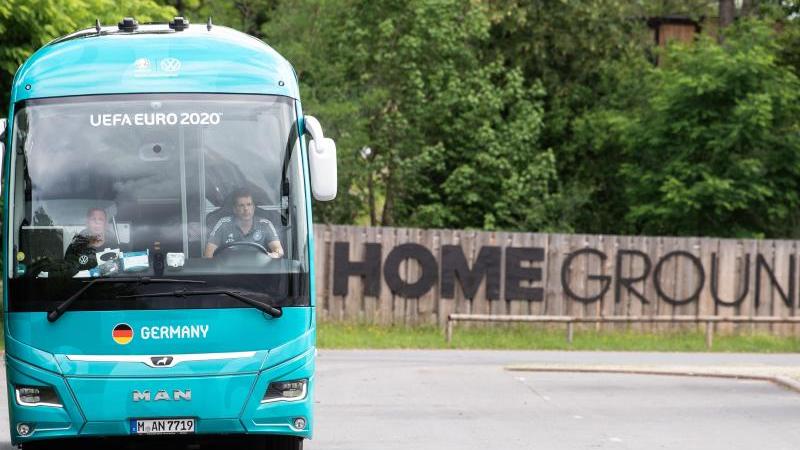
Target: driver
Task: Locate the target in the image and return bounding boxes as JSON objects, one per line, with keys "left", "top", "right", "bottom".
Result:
{"left": 204, "top": 188, "right": 284, "bottom": 259}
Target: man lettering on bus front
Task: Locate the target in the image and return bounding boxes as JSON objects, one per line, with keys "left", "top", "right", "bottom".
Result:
{"left": 204, "top": 188, "right": 284, "bottom": 258}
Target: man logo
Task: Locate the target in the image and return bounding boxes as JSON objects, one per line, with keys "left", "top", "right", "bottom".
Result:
{"left": 151, "top": 356, "right": 174, "bottom": 367}
{"left": 112, "top": 323, "right": 134, "bottom": 345}
{"left": 132, "top": 389, "right": 191, "bottom": 402}
{"left": 160, "top": 57, "right": 181, "bottom": 73}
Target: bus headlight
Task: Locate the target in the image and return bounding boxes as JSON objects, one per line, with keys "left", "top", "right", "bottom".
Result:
{"left": 15, "top": 386, "right": 63, "bottom": 407}
{"left": 262, "top": 379, "right": 307, "bottom": 403}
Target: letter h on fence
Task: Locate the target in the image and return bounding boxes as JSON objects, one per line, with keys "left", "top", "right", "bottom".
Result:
{"left": 333, "top": 242, "right": 382, "bottom": 296}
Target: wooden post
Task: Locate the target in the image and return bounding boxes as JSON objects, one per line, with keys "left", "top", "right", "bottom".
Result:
{"left": 566, "top": 321, "right": 574, "bottom": 346}
{"left": 705, "top": 320, "right": 714, "bottom": 350}
{"left": 446, "top": 318, "right": 454, "bottom": 344}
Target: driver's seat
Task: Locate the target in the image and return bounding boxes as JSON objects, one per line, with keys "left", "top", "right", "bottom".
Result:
{"left": 205, "top": 205, "right": 233, "bottom": 237}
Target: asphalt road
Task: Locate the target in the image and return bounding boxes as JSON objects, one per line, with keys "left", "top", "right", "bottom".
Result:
{"left": 307, "top": 351, "right": 800, "bottom": 450}
{"left": 3, "top": 350, "right": 800, "bottom": 449}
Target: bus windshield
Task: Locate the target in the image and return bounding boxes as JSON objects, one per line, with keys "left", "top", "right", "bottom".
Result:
{"left": 7, "top": 94, "right": 310, "bottom": 312}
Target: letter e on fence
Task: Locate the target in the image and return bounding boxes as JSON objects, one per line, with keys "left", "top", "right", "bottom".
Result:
{"left": 504, "top": 247, "right": 545, "bottom": 301}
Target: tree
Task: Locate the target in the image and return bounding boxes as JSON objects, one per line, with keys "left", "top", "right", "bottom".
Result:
{"left": 479, "top": 1, "right": 664, "bottom": 232}
{"left": 261, "top": 0, "right": 372, "bottom": 225}
{"left": 266, "top": 0, "right": 562, "bottom": 230}
{"left": 618, "top": 22, "right": 800, "bottom": 237}
{"left": 160, "top": 0, "right": 201, "bottom": 16}
{"left": 0, "top": 0, "right": 175, "bottom": 116}
{"left": 719, "top": 0, "right": 736, "bottom": 27}
{"left": 777, "top": 14, "right": 800, "bottom": 75}
{"left": 157, "top": 0, "right": 278, "bottom": 37}
{"left": 741, "top": 0, "right": 756, "bottom": 15}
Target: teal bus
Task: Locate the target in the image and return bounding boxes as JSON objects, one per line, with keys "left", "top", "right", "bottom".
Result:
{"left": 1, "top": 16, "right": 337, "bottom": 449}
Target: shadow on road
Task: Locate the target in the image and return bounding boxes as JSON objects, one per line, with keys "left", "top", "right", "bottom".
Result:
{"left": 2, "top": 435, "right": 302, "bottom": 450}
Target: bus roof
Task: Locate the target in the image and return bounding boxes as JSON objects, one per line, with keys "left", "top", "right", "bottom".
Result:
{"left": 11, "top": 23, "right": 299, "bottom": 105}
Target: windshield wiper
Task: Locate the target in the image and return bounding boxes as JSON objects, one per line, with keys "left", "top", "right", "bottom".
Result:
{"left": 116, "top": 288, "right": 282, "bottom": 318}
{"left": 47, "top": 277, "right": 206, "bottom": 323}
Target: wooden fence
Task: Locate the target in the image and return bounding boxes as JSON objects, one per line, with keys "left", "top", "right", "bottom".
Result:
{"left": 313, "top": 225, "right": 800, "bottom": 334}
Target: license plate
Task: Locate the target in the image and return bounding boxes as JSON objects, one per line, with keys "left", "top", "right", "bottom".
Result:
{"left": 130, "top": 418, "right": 195, "bottom": 434}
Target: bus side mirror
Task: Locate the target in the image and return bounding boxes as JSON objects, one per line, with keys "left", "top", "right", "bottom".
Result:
{"left": 304, "top": 115, "right": 337, "bottom": 201}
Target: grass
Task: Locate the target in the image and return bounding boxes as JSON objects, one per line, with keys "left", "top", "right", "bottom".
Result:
{"left": 317, "top": 322, "right": 800, "bottom": 353}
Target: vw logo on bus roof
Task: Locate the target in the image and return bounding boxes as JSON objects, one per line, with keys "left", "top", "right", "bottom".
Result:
{"left": 159, "top": 57, "right": 181, "bottom": 74}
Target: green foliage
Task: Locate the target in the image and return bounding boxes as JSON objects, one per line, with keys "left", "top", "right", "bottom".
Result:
{"left": 173, "top": 2, "right": 800, "bottom": 237}
{"left": 262, "top": 0, "right": 370, "bottom": 224}
{"left": 162, "top": 0, "right": 278, "bottom": 37}
{"left": 617, "top": 22, "right": 800, "bottom": 237}
{"left": 3, "top": 0, "right": 800, "bottom": 238}
{"left": 562, "top": 53, "right": 655, "bottom": 234}
{"left": 472, "top": 1, "right": 658, "bottom": 232}
{"left": 268, "top": 0, "right": 560, "bottom": 230}
{"left": 484, "top": 1, "right": 650, "bottom": 164}
{"left": 0, "top": 0, "right": 175, "bottom": 115}
{"left": 777, "top": 16, "right": 800, "bottom": 75}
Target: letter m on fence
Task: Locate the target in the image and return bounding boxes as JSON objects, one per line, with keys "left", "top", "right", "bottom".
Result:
{"left": 441, "top": 245, "right": 501, "bottom": 300}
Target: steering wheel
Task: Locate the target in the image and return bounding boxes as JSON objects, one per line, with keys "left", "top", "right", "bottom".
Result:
{"left": 213, "top": 241, "right": 270, "bottom": 257}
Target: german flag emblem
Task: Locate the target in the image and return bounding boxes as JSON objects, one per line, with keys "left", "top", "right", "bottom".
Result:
{"left": 112, "top": 323, "right": 134, "bottom": 345}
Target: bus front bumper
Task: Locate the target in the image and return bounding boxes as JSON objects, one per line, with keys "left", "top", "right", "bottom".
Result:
{"left": 6, "top": 349, "right": 315, "bottom": 445}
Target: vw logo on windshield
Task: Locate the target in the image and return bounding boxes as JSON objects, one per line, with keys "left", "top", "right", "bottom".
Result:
{"left": 159, "top": 57, "right": 182, "bottom": 73}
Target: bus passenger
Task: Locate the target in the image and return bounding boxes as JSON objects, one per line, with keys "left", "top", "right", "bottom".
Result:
{"left": 204, "top": 188, "right": 284, "bottom": 259}
{"left": 64, "top": 207, "right": 110, "bottom": 271}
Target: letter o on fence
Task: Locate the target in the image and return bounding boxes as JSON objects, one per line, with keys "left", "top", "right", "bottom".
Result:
{"left": 653, "top": 250, "right": 705, "bottom": 305}
{"left": 383, "top": 243, "right": 438, "bottom": 298}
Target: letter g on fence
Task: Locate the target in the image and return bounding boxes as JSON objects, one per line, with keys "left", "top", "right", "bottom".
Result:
{"left": 561, "top": 248, "right": 611, "bottom": 304}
